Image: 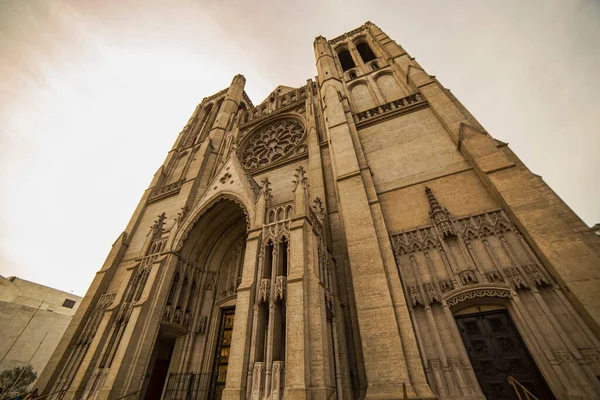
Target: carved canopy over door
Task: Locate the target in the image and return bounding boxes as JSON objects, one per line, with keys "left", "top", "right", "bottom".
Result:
{"left": 456, "top": 310, "right": 554, "bottom": 400}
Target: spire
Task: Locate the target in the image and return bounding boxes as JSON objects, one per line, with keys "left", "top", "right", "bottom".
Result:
{"left": 261, "top": 177, "right": 272, "bottom": 205}
{"left": 256, "top": 177, "right": 272, "bottom": 225}
{"left": 152, "top": 212, "right": 167, "bottom": 238}
{"left": 425, "top": 187, "right": 455, "bottom": 238}
{"left": 293, "top": 166, "right": 310, "bottom": 216}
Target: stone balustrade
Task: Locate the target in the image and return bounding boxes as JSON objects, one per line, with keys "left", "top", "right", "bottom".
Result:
{"left": 353, "top": 93, "right": 427, "bottom": 127}
{"left": 148, "top": 179, "right": 185, "bottom": 202}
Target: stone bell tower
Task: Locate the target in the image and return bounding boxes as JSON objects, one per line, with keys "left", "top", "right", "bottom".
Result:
{"left": 37, "top": 21, "right": 600, "bottom": 400}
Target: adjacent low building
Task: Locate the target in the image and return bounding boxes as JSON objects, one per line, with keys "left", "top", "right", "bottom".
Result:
{"left": 0, "top": 276, "right": 82, "bottom": 389}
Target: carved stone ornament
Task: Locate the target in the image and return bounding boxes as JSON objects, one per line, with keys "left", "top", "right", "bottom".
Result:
{"left": 445, "top": 287, "right": 511, "bottom": 307}
{"left": 275, "top": 276, "right": 287, "bottom": 301}
{"left": 152, "top": 212, "right": 167, "bottom": 237}
{"left": 505, "top": 267, "right": 528, "bottom": 290}
{"left": 240, "top": 119, "right": 305, "bottom": 170}
{"left": 459, "top": 269, "right": 478, "bottom": 285}
{"left": 195, "top": 315, "right": 208, "bottom": 335}
{"left": 259, "top": 278, "right": 271, "bottom": 303}
{"left": 423, "top": 282, "right": 440, "bottom": 304}
{"left": 407, "top": 284, "right": 422, "bottom": 307}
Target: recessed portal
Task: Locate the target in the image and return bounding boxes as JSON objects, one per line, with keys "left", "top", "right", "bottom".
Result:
{"left": 456, "top": 310, "right": 554, "bottom": 399}
{"left": 144, "top": 337, "right": 174, "bottom": 400}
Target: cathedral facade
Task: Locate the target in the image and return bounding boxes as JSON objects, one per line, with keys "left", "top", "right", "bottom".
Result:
{"left": 37, "top": 22, "right": 600, "bottom": 400}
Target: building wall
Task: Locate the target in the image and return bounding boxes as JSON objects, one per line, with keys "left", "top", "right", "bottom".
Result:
{"left": 34, "top": 22, "right": 600, "bottom": 400}
{"left": 0, "top": 276, "right": 82, "bottom": 389}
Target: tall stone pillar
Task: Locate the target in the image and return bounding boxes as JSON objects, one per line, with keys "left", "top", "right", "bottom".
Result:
{"left": 284, "top": 167, "right": 335, "bottom": 400}
{"left": 221, "top": 229, "right": 261, "bottom": 400}
{"left": 314, "top": 35, "right": 434, "bottom": 399}
{"left": 222, "top": 182, "right": 268, "bottom": 400}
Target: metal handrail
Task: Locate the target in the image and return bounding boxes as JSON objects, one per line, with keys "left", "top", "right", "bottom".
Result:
{"left": 508, "top": 376, "right": 541, "bottom": 400}
{"left": 114, "top": 390, "right": 140, "bottom": 400}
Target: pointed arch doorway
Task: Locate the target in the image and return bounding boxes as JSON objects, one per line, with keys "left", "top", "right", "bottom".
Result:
{"left": 455, "top": 308, "right": 555, "bottom": 399}
{"left": 143, "top": 198, "right": 250, "bottom": 400}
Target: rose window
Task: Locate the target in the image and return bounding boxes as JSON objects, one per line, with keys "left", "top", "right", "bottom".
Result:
{"left": 240, "top": 120, "right": 304, "bottom": 169}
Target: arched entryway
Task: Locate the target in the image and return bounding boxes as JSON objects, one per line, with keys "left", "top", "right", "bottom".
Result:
{"left": 454, "top": 304, "right": 555, "bottom": 400}
{"left": 142, "top": 198, "right": 249, "bottom": 400}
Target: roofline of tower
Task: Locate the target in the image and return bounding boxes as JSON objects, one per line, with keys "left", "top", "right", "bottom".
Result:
{"left": 201, "top": 84, "right": 254, "bottom": 109}
{"left": 327, "top": 21, "right": 375, "bottom": 46}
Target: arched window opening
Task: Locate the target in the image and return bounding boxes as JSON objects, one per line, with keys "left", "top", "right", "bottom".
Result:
{"left": 356, "top": 42, "right": 377, "bottom": 63}
{"left": 337, "top": 50, "right": 355, "bottom": 71}
{"left": 279, "top": 238, "right": 289, "bottom": 277}
{"left": 264, "top": 242, "right": 274, "bottom": 278}
{"left": 200, "top": 99, "right": 222, "bottom": 142}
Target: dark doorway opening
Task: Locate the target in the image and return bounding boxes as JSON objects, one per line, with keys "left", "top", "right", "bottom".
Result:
{"left": 456, "top": 310, "right": 554, "bottom": 400}
{"left": 144, "top": 338, "right": 174, "bottom": 400}
{"left": 209, "top": 308, "right": 236, "bottom": 400}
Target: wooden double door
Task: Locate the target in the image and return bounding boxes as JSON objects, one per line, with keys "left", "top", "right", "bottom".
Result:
{"left": 456, "top": 310, "right": 554, "bottom": 399}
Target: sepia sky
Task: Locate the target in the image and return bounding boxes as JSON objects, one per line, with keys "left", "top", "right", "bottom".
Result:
{"left": 1, "top": 0, "right": 599, "bottom": 296}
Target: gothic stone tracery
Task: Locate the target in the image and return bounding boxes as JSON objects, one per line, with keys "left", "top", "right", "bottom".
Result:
{"left": 240, "top": 119, "right": 305, "bottom": 170}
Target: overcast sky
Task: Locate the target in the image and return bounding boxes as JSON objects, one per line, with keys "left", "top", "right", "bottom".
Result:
{"left": 1, "top": 0, "right": 599, "bottom": 296}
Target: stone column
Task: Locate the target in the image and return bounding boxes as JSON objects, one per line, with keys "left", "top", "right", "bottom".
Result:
{"left": 283, "top": 167, "right": 337, "bottom": 400}
{"left": 222, "top": 229, "right": 261, "bottom": 400}
{"left": 314, "top": 36, "right": 433, "bottom": 399}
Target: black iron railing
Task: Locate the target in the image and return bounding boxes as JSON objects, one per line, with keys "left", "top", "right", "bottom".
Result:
{"left": 163, "top": 372, "right": 221, "bottom": 400}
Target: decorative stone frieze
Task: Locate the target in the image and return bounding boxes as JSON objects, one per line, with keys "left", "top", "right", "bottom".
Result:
{"left": 354, "top": 93, "right": 428, "bottom": 128}
{"left": 148, "top": 179, "right": 185, "bottom": 203}
{"left": 445, "top": 288, "right": 512, "bottom": 307}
